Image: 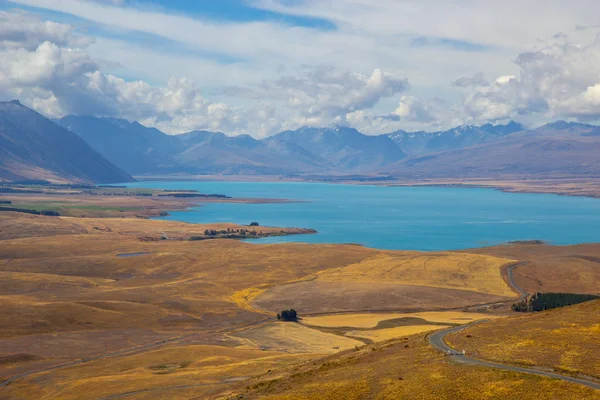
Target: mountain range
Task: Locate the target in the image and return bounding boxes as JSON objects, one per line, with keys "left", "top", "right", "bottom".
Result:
{"left": 0, "top": 101, "right": 133, "bottom": 184}
{"left": 2, "top": 100, "right": 600, "bottom": 184}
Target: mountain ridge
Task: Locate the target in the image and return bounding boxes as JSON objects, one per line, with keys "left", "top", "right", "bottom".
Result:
{"left": 53, "top": 113, "right": 600, "bottom": 180}
{"left": 0, "top": 102, "right": 134, "bottom": 184}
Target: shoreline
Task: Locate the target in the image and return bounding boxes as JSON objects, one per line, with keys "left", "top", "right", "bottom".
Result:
{"left": 133, "top": 174, "right": 600, "bottom": 200}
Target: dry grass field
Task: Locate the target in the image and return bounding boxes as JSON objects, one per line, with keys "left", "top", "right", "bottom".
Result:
{"left": 232, "top": 322, "right": 364, "bottom": 354}
{"left": 305, "top": 253, "right": 517, "bottom": 297}
{"left": 390, "top": 177, "right": 600, "bottom": 198}
{"left": 447, "top": 300, "right": 600, "bottom": 379}
{"left": 222, "top": 332, "right": 600, "bottom": 400}
{"left": 301, "top": 311, "right": 499, "bottom": 329}
{"left": 345, "top": 325, "right": 451, "bottom": 342}
{"left": 1, "top": 344, "right": 318, "bottom": 400}
{"left": 1, "top": 209, "right": 599, "bottom": 399}
{"left": 251, "top": 251, "right": 517, "bottom": 314}
{"left": 470, "top": 243, "right": 600, "bottom": 295}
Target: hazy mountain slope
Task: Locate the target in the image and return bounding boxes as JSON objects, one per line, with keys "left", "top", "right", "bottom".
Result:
{"left": 50, "top": 113, "right": 600, "bottom": 179}
{"left": 58, "top": 115, "right": 185, "bottom": 174}
{"left": 388, "top": 121, "right": 523, "bottom": 156}
{"left": 389, "top": 128, "right": 600, "bottom": 179}
{"left": 269, "top": 126, "right": 405, "bottom": 171}
{"left": 0, "top": 101, "right": 133, "bottom": 184}
{"left": 177, "top": 131, "right": 331, "bottom": 174}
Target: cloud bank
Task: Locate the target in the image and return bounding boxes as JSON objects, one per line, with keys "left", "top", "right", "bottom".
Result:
{"left": 2, "top": 2, "right": 600, "bottom": 136}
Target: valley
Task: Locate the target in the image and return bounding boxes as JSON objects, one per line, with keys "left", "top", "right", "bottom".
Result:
{"left": 3, "top": 2, "right": 600, "bottom": 399}
{"left": 0, "top": 200, "right": 599, "bottom": 399}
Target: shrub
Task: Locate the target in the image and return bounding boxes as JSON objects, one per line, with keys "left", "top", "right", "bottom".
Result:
{"left": 277, "top": 309, "right": 298, "bottom": 321}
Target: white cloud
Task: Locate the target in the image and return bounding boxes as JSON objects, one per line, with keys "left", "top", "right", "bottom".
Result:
{"left": 3, "top": 2, "right": 600, "bottom": 135}
{"left": 251, "top": 66, "right": 409, "bottom": 127}
{"left": 0, "top": 11, "right": 408, "bottom": 137}
{"left": 455, "top": 35, "right": 600, "bottom": 123}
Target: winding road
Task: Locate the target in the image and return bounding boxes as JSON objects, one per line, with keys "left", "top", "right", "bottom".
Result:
{"left": 2, "top": 260, "right": 598, "bottom": 397}
{"left": 428, "top": 261, "right": 600, "bottom": 391}
{"left": 428, "top": 323, "right": 600, "bottom": 390}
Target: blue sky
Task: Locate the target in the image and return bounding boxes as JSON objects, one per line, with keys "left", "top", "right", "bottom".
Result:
{"left": 1, "top": 0, "right": 600, "bottom": 136}
{"left": 133, "top": 0, "right": 336, "bottom": 29}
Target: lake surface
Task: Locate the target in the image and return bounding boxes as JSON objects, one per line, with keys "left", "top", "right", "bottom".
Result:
{"left": 127, "top": 181, "right": 600, "bottom": 251}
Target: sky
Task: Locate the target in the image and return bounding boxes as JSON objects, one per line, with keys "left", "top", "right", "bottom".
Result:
{"left": 1, "top": 0, "right": 600, "bottom": 137}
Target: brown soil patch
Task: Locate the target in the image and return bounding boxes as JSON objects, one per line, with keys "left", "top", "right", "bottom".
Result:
{"left": 470, "top": 243, "right": 600, "bottom": 294}
{"left": 252, "top": 281, "right": 511, "bottom": 314}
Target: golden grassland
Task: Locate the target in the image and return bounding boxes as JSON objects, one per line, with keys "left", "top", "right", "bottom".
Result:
{"left": 250, "top": 251, "right": 518, "bottom": 314}
{"left": 0, "top": 191, "right": 292, "bottom": 219}
{"left": 0, "top": 193, "right": 194, "bottom": 218}
{"left": 447, "top": 300, "right": 600, "bottom": 379}
{"left": 232, "top": 322, "right": 364, "bottom": 354}
{"left": 391, "top": 177, "right": 600, "bottom": 199}
{"left": 2, "top": 210, "right": 599, "bottom": 399}
{"left": 221, "top": 333, "right": 600, "bottom": 400}
{"left": 1, "top": 344, "right": 318, "bottom": 400}
{"left": 345, "top": 325, "right": 451, "bottom": 342}
{"left": 0, "top": 211, "right": 314, "bottom": 242}
{"left": 304, "top": 252, "right": 518, "bottom": 297}
{"left": 469, "top": 242, "right": 600, "bottom": 295}
{"left": 301, "top": 311, "right": 501, "bottom": 329}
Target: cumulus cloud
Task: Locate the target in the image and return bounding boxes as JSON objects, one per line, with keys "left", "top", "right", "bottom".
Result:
{"left": 4, "top": 4, "right": 600, "bottom": 137}
{"left": 244, "top": 66, "right": 409, "bottom": 127}
{"left": 453, "top": 35, "right": 600, "bottom": 123}
{"left": 0, "top": 11, "right": 278, "bottom": 134}
{"left": 452, "top": 73, "right": 489, "bottom": 88}
{"left": 0, "top": 10, "right": 93, "bottom": 50}
{"left": 0, "top": 11, "right": 409, "bottom": 137}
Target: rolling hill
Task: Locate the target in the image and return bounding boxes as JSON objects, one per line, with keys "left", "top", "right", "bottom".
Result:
{"left": 0, "top": 101, "right": 133, "bottom": 184}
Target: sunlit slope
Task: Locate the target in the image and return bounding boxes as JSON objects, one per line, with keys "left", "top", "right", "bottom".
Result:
{"left": 1, "top": 345, "right": 317, "bottom": 400}
{"left": 309, "top": 253, "right": 517, "bottom": 297}
{"left": 470, "top": 243, "right": 600, "bottom": 295}
{"left": 232, "top": 322, "right": 364, "bottom": 354}
{"left": 252, "top": 252, "right": 517, "bottom": 313}
{"left": 302, "top": 311, "right": 500, "bottom": 329}
{"left": 0, "top": 235, "right": 382, "bottom": 338}
{"left": 223, "top": 333, "right": 599, "bottom": 400}
{"left": 447, "top": 299, "right": 600, "bottom": 379}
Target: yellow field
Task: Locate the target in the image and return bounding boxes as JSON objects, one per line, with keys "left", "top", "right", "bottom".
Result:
{"left": 225, "top": 333, "right": 600, "bottom": 400}
{"left": 2, "top": 211, "right": 598, "bottom": 399}
{"left": 447, "top": 300, "right": 600, "bottom": 379}
{"left": 302, "top": 311, "right": 501, "bottom": 329}
{"left": 1, "top": 344, "right": 317, "bottom": 400}
{"left": 232, "top": 322, "right": 364, "bottom": 354}
{"left": 306, "top": 252, "right": 517, "bottom": 297}
{"left": 346, "top": 325, "right": 450, "bottom": 342}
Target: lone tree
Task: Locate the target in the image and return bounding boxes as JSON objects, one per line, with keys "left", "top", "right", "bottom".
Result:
{"left": 277, "top": 309, "right": 298, "bottom": 321}
{"left": 250, "top": 222, "right": 260, "bottom": 226}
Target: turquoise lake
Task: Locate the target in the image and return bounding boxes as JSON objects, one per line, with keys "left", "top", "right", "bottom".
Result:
{"left": 126, "top": 181, "right": 600, "bottom": 251}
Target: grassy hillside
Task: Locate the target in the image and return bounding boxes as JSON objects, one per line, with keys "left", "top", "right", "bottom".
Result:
{"left": 1, "top": 211, "right": 598, "bottom": 399}
{"left": 223, "top": 332, "right": 599, "bottom": 400}
{"left": 447, "top": 300, "right": 600, "bottom": 379}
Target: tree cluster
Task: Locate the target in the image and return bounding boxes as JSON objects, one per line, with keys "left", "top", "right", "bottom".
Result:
{"left": 277, "top": 309, "right": 298, "bottom": 321}
{"left": 0, "top": 206, "right": 59, "bottom": 216}
{"left": 512, "top": 292, "right": 599, "bottom": 312}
